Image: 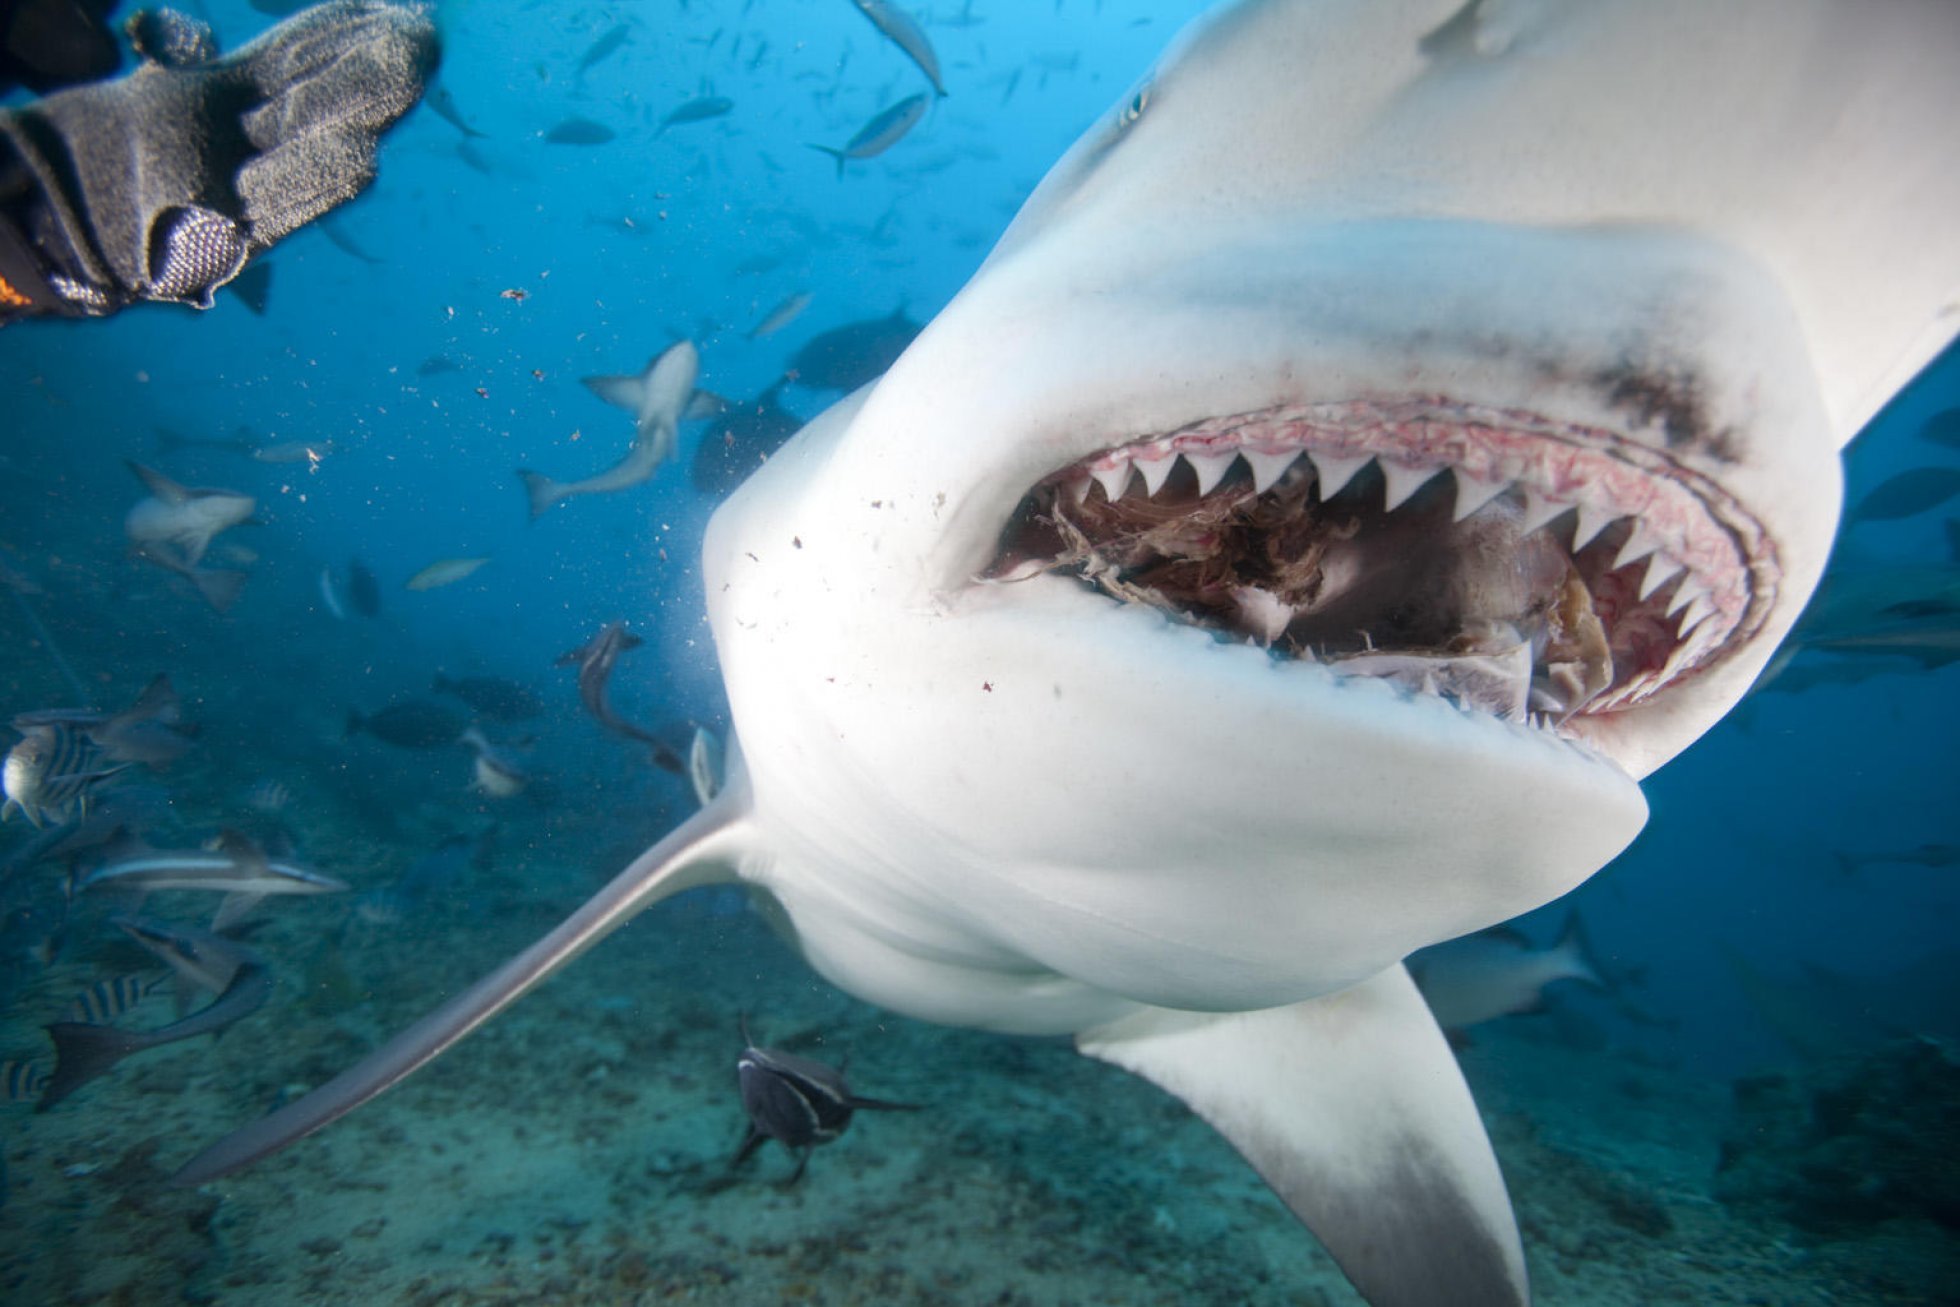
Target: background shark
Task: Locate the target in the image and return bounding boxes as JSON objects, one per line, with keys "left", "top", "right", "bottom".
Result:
{"left": 168, "top": 3, "right": 1960, "bottom": 1305}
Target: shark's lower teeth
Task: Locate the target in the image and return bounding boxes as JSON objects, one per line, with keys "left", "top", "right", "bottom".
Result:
{"left": 988, "top": 418, "right": 1762, "bottom": 725}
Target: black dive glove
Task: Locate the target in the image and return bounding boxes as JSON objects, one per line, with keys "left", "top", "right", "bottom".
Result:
{"left": 0, "top": 2, "right": 434, "bottom": 320}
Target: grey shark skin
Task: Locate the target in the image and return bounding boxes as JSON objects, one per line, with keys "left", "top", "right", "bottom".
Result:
{"left": 173, "top": 4, "right": 1960, "bottom": 1305}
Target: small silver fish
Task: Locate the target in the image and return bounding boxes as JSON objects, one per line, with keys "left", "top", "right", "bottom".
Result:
{"left": 405, "top": 557, "right": 491, "bottom": 591}
{"left": 746, "top": 291, "right": 812, "bottom": 340}
{"left": 848, "top": 0, "right": 946, "bottom": 97}
{"left": 808, "top": 94, "right": 930, "bottom": 177}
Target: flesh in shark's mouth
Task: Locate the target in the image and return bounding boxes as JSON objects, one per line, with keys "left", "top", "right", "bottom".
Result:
{"left": 987, "top": 399, "right": 1778, "bottom": 728}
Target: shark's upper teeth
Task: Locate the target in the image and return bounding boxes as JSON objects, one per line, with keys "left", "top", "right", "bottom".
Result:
{"left": 1307, "top": 450, "right": 1372, "bottom": 498}
{"left": 1378, "top": 459, "right": 1442, "bottom": 510}
{"left": 1013, "top": 397, "right": 1775, "bottom": 728}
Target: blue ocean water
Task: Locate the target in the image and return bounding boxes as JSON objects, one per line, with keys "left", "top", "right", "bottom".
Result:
{"left": 1, "top": 1, "right": 1956, "bottom": 1303}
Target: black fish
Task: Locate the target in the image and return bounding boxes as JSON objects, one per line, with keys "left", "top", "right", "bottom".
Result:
{"left": 576, "top": 21, "right": 631, "bottom": 77}
{"left": 40, "top": 959, "right": 273, "bottom": 1109}
{"left": 556, "top": 623, "right": 682, "bottom": 772}
{"left": 347, "top": 558, "right": 381, "bottom": 618}
{"left": 346, "top": 699, "right": 467, "bottom": 749}
{"left": 734, "top": 1017, "right": 918, "bottom": 1183}
{"left": 787, "top": 309, "right": 922, "bottom": 391}
{"left": 416, "top": 354, "right": 461, "bottom": 377}
{"left": 546, "top": 117, "right": 616, "bottom": 146}
{"left": 692, "top": 380, "right": 803, "bottom": 495}
{"left": 432, "top": 673, "right": 545, "bottom": 721}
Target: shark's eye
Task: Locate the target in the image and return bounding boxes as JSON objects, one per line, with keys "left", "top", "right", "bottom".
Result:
{"left": 986, "top": 402, "right": 1772, "bottom": 731}
{"left": 1119, "top": 87, "right": 1150, "bottom": 127}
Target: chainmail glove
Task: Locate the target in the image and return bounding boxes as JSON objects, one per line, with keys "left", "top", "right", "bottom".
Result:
{"left": 0, "top": 1, "right": 435, "bottom": 316}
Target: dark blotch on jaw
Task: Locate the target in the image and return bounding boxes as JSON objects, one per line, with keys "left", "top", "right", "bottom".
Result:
{"left": 1592, "top": 363, "right": 1739, "bottom": 462}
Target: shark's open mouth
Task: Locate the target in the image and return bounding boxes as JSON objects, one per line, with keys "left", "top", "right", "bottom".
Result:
{"left": 988, "top": 400, "right": 1777, "bottom": 727}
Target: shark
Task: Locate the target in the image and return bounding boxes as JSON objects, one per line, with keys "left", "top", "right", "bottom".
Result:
{"left": 170, "top": 2, "right": 1960, "bottom": 1304}
{"left": 517, "top": 340, "right": 716, "bottom": 519}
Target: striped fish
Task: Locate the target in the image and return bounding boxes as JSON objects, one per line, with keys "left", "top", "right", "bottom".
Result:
{"left": 1, "top": 1059, "right": 48, "bottom": 1102}
{"left": 2, "top": 723, "right": 125, "bottom": 828}
{"left": 63, "top": 972, "right": 169, "bottom": 1025}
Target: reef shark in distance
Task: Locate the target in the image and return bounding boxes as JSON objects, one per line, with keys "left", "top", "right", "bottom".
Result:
{"left": 175, "top": 2, "right": 1960, "bottom": 1303}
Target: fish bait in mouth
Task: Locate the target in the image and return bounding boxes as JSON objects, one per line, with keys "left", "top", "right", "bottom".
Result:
{"left": 987, "top": 398, "right": 1770, "bottom": 731}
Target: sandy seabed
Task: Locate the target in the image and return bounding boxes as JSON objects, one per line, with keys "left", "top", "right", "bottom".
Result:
{"left": 3, "top": 854, "right": 1954, "bottom": 1307}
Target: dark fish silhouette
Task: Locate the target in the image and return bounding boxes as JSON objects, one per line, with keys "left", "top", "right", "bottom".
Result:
{"left": 346, "top": 699, "right": 468, "bottom": 749}
{"left": 787, "top": 308, "right": 922, "bottom": 391}
{"left": 1920, "top": 407, "right": 1960, "bottom": 450}
{"left": 692, "top": 380, "right": 803, "bottom": 495}
{"left": 427, "top": 81, "right": 485, "bottom": 138}
{"left": 556, "top": 623, "right": 681, "bottom": 772}
{"left": 1848, "top": 466, "right": 1960, "bottom": 523}
{"left": 347, "top": 558, "right": 381, "bottom": 617}
{"left": 319, "top": 214, "right": 383, "bottom": 264}
{"left": 658, "top": 95, "right": 733, "bottom": 135}
{"left": 432, "top": 673, "right": 545, "bottom": 721}
{"left": 733, "top": 1017, "right": 919, "bottom": 1183}
{"left": 576, "top": 21, "right": 631, "bottom": 78}
{"left": 229, "top": 262, "right": 273, "bottom": 315}
{"left": 545, "top": 117, "right": 616, "bottom": 146}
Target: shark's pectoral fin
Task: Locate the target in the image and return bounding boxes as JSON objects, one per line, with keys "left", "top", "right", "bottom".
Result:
{"left": 170, "top": 779, "right": 758, "bottom": 1188}
{"left": 1078, "top": 966, "right": 1525, "bottom": 1307}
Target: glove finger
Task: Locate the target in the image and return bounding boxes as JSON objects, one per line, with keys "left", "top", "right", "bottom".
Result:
{"left": 233, "top": 1, "right": 432, "bottom": 82}
{"left": 235, "top": 124, "right": 377, "bottom": 247}
{"left": 244, "top": 34, "right": 429, "bottom": 152}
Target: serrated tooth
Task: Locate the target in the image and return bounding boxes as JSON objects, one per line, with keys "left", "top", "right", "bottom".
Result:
{"left": 1309, "top": 450, "right": 1373, "bottom": 499}
{"left": 1182, "top": 449, "right": 1236, "bottom": 496}
{"left": 1090, "top": 461, "right": 1134, "bottom": 502}
{"left": 1613, "top": 524, "right": 1666, "bottom": 570}
{"left": 1569, "top": 501, "right": 1618, "bottom": 551}
{"left": 1067, "top": 475, "right": 1092, "bottom": 506}
{"left": 1639, "top": 554, "right": 1685, "bottom": 601}
{"left": 1518, "top": 486, "right": 1573, "bottom": 535}
{"left": 1676, "top": 594, "right": 1715, "bottom": 635}
{"left": 1666, "top": 577, "right": 1708, "bottom": 617}
{"left": 1135, "top": 453, "right": 1176, "bottom": 497}
{"left": 1379, "top": 460, "right": 1442, "bottom": 511}
{"left": 1451, "top": 469, "right": 1511, "bottom": 521}
{"left": 1242, "top": 447, "right": 1301, "bottom": 494}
